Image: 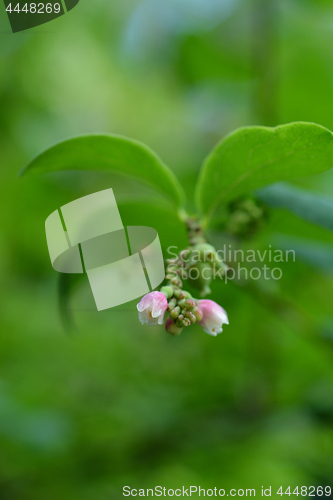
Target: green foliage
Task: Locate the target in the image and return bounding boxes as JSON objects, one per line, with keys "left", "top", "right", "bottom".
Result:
{"left": 21, "top": 134, "right": 185, "bottom": 209}
{"left": 196, "top": 122, "right": 333, "bottom": 224}
{"left": 2, "top": 0, "right": 333, "bottom": 497}
{"left": 275, "top": 235, "right": 333, "bottom": 273}
{"left": 257, "top": 182, "right": 333, "bottom": 232}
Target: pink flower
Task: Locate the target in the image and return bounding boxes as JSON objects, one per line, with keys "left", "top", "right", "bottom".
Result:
{"left": 197, "top": 299, "right": 229, "bottom": 336}
{"left": 137, "top": 291, "right": 168, "bottom": 326}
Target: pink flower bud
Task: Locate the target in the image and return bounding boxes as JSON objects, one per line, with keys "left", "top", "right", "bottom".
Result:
{"left": 165, "top": 317, "right": 183, "bottom": 336}
{"left": 197, "top": 299, "right": 229, "bottom": 336}
{"left": 137, "top": 291, "right": 168, "bottom": 326}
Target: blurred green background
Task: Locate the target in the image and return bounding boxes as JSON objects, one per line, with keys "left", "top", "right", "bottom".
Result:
{"left": 1, "top": 0, "right": 333, "bottom": 498}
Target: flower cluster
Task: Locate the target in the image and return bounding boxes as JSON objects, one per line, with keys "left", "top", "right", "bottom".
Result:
{"left": 137, "top": 291, "right": 228, "bottom": 337}
{"left": 137, "top": 217, "right": 229, "bottom": 337}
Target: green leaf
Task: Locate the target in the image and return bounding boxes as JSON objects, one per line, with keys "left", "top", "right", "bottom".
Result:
{"left": 257, "top": 183, "right": 333, "bottom": 232}
{"left": 118, "top": 199, "right": 188, "bottom": 251}
{"left": 274, "top": 234, "right": 333, "bottom": 273}
{"left": 20, "top": 134, "right": 185, "bottom": 209}
{"left": 196, "top": 122, "right": 333, "bottom": 224}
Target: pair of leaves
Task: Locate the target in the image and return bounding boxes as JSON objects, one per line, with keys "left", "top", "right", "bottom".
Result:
{"left": 21, "top": 122, "right": 333, "bottom": 226}
{"left": 21, "top": 123, "right": 333, "bottom": 332}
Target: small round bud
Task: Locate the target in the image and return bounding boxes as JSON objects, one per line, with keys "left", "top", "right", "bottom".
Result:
{"left": 165, "top": 318, "right": 183, "bottom": 336}
{"left": 170, "top": 277, "right": 179, "bottom": 285}
{"left": 192, "top": 306, "right": 203, "bottom": 322}
{"left": 185, "top": 311, "right": 196, "bottom": 323}
{"left": 170, "top": 306, "right": 181, "bottom": 319}
{"left": 160, "top": 286, "right": 174, "bottom": 299}
{"left": 185, "top": 299, "right": 195, "bottom": 310}
{"left": 193, "top": 243, "right": 217, "bottom": 263}
{"left": 174, "top": 289, "right": 186, "bottom": 300}
{"left": 181, "top": 318, "right": 191, "bottom": 327}
{"left": 178, "top": 298, "right": 186, "bottom": 309}
{"left": 167, "top": 298, "right": 177, "bottom": 311}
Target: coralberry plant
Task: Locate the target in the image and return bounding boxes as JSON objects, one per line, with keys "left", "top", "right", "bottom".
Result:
{"left": 21, "top": 122, "right": 333, "bottom": 335}
{"left": 137, "top": 216, "right": 230, "bottom": 336}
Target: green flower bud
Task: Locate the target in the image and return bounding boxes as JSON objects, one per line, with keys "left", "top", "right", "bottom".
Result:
{"left": 160, "top": 286, "right": 174, "bottom": 299}
{"left": 170, "top": 306, "right": 181, "bottom": 319}
{"left": 194, "top": 243, "right": 217, "bottom": 263}
{"left": 167, "top": 297, "right": 177, "bottom": 311}
{"left": 226, "top": 196, "right": 265, "bottom": 237}
{"left": 181, "top": 318, "right": 191, "bottom": 327}
{"left": 186, "top": 298, "right": 196, "bottom": 309}
{"left": 192, "top": 306, "right": 203, "bottom": 322}
{"left": 185, "top": 311, "right": 196, "bottom": 323}
{"left": 178, "top": 298, "right": 195, "bottom": 310}
{"left": 170, "top": 277, "right": 182, "bottom": 287}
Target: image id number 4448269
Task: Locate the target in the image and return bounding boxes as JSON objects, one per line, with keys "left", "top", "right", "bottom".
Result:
{"left": 5, "top": 2, "right": 61, "bottom": 13}
{"left": 277, "top": 486, "right": 331, "bottom": 496}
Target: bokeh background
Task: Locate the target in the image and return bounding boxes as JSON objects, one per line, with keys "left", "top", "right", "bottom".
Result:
{"left": 1, "top": 0, "right": 333, "bottom": 498}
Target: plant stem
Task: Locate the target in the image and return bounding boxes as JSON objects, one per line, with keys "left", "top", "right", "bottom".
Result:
{"left": 184, "top": 216, "right": 206, "bottom": 246}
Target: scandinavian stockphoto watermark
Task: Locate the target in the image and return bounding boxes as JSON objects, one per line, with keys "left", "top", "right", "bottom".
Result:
{"left": 44, "top": 188, "right": 295, "bottom": 315}
{"left": 45, "top": 188, "right": 165, "bottom": 312}
{"left": 167, "top": 244, "right": 296, "bottom": 283}
{"left": 3, "top": 0, "right": 80, "bottom": 33}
